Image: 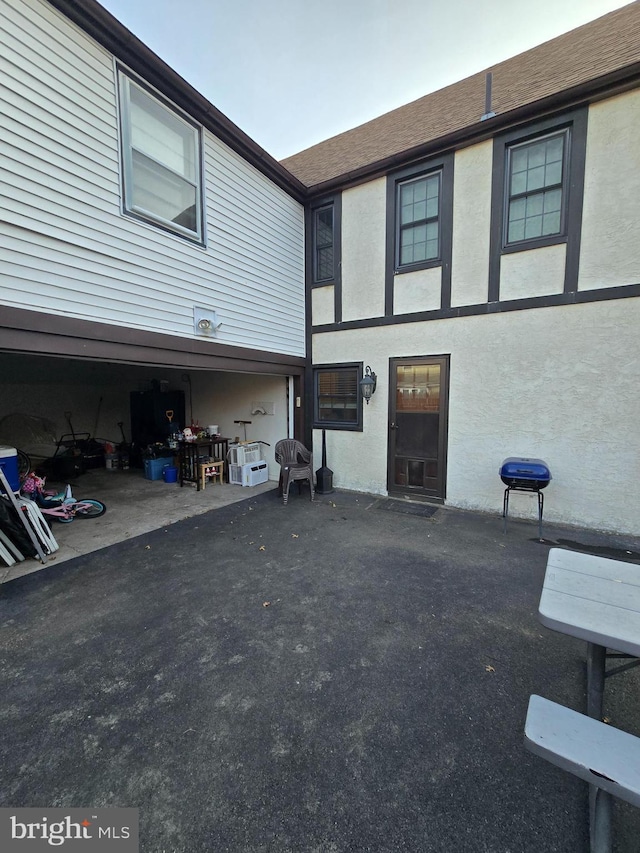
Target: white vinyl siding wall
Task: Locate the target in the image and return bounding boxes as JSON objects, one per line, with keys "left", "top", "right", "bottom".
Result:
{"left": 0, "top": 0, "right": 305, "bottom": 357}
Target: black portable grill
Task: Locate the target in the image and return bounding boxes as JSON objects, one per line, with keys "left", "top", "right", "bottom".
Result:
{"left": 500, "top": 457, "right": 552, "bottom": 539}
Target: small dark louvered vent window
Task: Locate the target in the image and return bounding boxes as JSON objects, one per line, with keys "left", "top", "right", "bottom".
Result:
{"left": 314, "top": 366, "right": 362, "bottom": 430}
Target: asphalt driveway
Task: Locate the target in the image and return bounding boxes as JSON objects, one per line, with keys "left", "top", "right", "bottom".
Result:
{"left": 2, "top": 489, "right": 639, "bottom": 852}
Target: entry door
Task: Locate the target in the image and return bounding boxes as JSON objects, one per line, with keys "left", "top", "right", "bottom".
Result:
{"left": 388, "top": 356, "right": 449, "bottom": 500}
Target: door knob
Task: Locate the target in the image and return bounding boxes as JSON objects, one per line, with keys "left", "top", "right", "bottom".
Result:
{"left": 390, "top": 422, "right": 399, "bottom": 430}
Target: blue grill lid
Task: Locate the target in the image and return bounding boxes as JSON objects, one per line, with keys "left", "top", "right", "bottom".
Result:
{"left": 500, "top": 457, "right": 552, "bottom": 481}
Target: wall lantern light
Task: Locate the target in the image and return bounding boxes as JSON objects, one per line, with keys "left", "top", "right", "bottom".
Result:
{"left": 359, "top": 365, "right": 377, "bottom": 404}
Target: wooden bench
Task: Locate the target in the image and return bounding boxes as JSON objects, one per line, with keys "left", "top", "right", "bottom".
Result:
{"left": 525, "top": 695, "right": 640, "bottom": 851}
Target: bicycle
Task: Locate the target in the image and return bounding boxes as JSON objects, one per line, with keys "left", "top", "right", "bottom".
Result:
{"left": 21, "top": 474, "right": 106, "bottom": 523}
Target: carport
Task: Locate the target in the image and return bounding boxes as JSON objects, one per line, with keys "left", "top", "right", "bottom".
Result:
{"left": 0, "top": 351, "right": 295, "bottom": 467}
{"left": 1, "top": 307, "right": 307, "bottom": 463}
{"left": 0, "top": 308, "right": 308, "bottom": 577}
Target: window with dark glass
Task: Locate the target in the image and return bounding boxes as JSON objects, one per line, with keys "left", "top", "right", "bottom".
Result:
{"left": 397, "top": 171, "right": 441, "bottom": 267}
{"left": 313, "top": 205, "right": 334, "bottom": 282}
{"left": 313, "top": 365, "right": 363, "bottom": 430}
{"left": 506, "top": 131, "right": 567, "bottom": 245}
{"left": 118, "top": 71, "right": 203, "bottom": 243}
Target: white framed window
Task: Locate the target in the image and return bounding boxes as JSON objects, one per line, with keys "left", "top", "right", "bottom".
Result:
{"left": 118, "top": 71, "right": 204, "bottom": 243}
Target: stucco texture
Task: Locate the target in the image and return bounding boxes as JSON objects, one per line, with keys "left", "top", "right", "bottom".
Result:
{"left": 313, "top": 298, "right": 640, "bottom": 535}
{"left": 393, "top": 266, "right": 441, "bottom": 314}
{"left": 341, "top": 179, "right": 387, "bottom": 321}
{"left": 450, "top": 141, "right": 493, "bottom": 307}
{"left": 500, "top": 244, "right": 566, "bottom": 300}
{"left": 312, "top": 286, "right": 335, "bottom": 326}
{"left": 579, "top": 90, "right": 640, "bottom": 290}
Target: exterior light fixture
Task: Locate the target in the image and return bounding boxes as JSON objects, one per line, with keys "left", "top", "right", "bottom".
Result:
{"left": 193, "top": 306, "right": 222, "bottom": 336}
{"left": 359, "top": 365, "right": 377, "bottom": 404}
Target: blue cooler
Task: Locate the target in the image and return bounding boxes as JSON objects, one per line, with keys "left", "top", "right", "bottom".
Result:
{"left": 0, "top": 445, "right": 20, "bottom": 494}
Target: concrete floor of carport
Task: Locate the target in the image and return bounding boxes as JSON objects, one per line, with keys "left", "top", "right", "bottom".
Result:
{"left": 0, "top": 466, "right": 274, "bottom": 583}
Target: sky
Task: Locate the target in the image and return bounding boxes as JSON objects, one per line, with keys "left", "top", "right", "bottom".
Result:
{"left": 98, "top": 0, "right": 631, "bottom": 160}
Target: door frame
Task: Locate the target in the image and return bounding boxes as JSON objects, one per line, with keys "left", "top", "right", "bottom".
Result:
{"left": 386, "top": 354, "right": 450, "bottom": 502}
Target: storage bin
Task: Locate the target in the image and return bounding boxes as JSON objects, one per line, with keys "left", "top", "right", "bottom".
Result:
{"left": 0, "top": 445, "right": 20, "bottom": 494}
{"left": 163, "top": 465, "right": 178, "bottom": 483}
{"left": 143, "top": 456, "right": 174, "bottom": 481}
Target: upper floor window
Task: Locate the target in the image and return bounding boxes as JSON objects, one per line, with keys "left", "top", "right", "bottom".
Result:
{"left": 506, "top": 131, "right": 567, "bottom": 245}
{"left": 389, "top": 158, "right": 452, "bottom": 277}
{"left": 488, "top": 107, "right": 587, "bottom": 299}
{"left": 311, "top": 197, "right": 342, "bottom": 285}
{"left": 118, "top": 71, "right": 204, "bottom": 243}
{"left": 385, "top": 154, "right": 454, "bottom": 314}
{"left": 397, "top": 172, "right": 441, "bottom": 267}
{"left": 313, "top": 364, "right": 363, "bottom": 431}
{"left": 313, "top": 205, "right": 334, "bottom": 282}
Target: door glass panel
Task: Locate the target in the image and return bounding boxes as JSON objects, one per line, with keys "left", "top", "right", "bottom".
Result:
{"left": 396, "top": 364, "right": 440, "bottom": 412}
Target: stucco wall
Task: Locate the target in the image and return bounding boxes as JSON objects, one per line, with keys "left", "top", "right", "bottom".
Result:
{"left": 451, "top": 141, "right": 493, "bottom": 307}
{"left": 393, "top": 266, "right": 441, "bottom": 314}
{"left": 312, "top": 297, "right": 640, "bottom": 535}
{"left": 579, "top": 89, "right": 640, "bottom": 290}
{"left": 312, "top": 286, "right": 335, "bottom": 326}
{"left": 500, "top": 244, "right": 566, "bottom": 300}
{"left": 341, "top": 179, "right": 387, "bottom": 321}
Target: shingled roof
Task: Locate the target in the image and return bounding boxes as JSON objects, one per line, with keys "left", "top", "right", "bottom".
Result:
{"left": 281, "top": 1, "right": 640, "bottom": 190}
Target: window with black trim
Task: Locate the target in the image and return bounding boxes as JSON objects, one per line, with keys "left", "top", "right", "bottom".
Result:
{"left": 385, "top": 154, "right": 454, "bottom": 314}
{"left": 488, "top": 107, "right": 587, "bottom": 299}
{"left": 313, "top": 204, "right": 334, "bottom": 282}
{"left": 313, "top": 364, "right": 363, "bottom": 430}
{"left": 310, "top": 196, "right": 341, "bottom": 288}
{"left": 397, "top": 171, "right": 441, "bottom": 267}
{"left": 505, "top": 131, "right": 567, "bottom": 245}
{"left": 118, "top": 70, "right": 204, "bottom": 243}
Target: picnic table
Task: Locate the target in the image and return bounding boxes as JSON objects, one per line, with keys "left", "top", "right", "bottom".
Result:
{"left": 538, "top": 547, "right": 640, "bottom": 719}
{"left": 526, "top": 547, "right": 640, "bottom": 853}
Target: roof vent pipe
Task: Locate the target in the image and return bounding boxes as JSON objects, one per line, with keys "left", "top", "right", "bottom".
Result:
{"left": 481, "top": 72, "right": 496, "bottom": 121}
